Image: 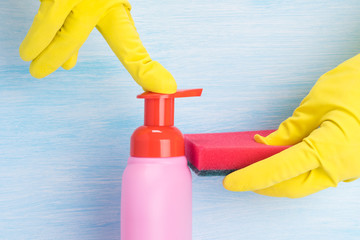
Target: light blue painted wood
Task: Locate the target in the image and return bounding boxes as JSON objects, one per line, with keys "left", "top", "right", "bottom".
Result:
{"left": 1, "top": 0, "right": 360, "bottom": 239}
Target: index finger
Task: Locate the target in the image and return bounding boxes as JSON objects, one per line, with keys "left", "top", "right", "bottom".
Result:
{"left": 96, "top": 5, "right": 177, "bottom": 94}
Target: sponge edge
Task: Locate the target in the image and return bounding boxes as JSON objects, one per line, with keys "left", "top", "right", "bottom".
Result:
{"left": 184, "top": 130, "right": 290, "bottom": 176}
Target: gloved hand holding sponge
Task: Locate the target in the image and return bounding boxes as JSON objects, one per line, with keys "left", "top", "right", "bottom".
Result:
{"left": 224, "top": 54, "right": 360, "bottom": 198}
{"left": 19, "top": 0, "right": 177, "bottom": 94}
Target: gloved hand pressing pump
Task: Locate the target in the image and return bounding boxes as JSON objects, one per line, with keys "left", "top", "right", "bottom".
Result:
{"left": 224, "top": 54, "right": 360, "bottom": 198}
{"left": 19, "top": 0, "right": 177, "bottom": 94}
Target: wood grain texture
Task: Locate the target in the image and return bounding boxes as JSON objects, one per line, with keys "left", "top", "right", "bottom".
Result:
{"left": 1, "top": 0, "right": 360, "bottom": 239}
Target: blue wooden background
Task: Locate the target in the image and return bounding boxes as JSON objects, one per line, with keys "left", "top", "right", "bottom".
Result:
{"left": 1, "top": 0, "right": 360, "bottom": 239}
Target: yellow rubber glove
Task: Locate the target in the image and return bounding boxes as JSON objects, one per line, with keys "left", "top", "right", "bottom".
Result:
{"left": 223, "top": 54, "right": 360, "bottom": 198}
{"left": 19, "top": 0, "right": 177, "bottom": 94}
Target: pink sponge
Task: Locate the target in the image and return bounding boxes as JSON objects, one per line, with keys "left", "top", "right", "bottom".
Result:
{"left": 184, "top": 130, "right": 290, "bottom": 176}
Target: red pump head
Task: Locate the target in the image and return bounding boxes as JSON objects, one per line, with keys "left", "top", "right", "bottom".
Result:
{"left": 130, "top": 89, "right": 202, "bottom": 158}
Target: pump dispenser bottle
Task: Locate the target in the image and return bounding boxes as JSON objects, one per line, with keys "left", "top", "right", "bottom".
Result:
{"left": 121, "top": 89, "right": 202, "bottom": 240}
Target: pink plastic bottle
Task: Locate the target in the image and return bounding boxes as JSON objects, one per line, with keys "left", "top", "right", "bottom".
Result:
{"left": 121, "top": 89, "right": 202, "bottom": 240}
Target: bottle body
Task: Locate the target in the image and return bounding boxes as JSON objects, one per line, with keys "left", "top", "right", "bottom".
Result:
{"left": 121, "top": 156, "right": 192, "bottom": 240}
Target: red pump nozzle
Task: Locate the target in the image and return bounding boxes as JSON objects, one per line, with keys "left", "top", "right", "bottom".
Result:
{"left": 137, "top": 89, "right": 203, "bottom": 127}
{"left": 131, "top": 89, "right": 202, "bottom": 158}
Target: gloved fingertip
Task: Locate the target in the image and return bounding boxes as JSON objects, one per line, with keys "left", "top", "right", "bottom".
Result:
{"left": 30, "top": 69, "right": 46, "bottom": 79}
{"left": 142, "top": 78, "right": 177, "bottom": 94}
{"left": 158, "top": 85, "right": 177, "bottom": 94}
{"left": 19, "top": 43, "right": 34, "bottom": 62}
{"left": 62, "top": 60, "right": 76, "bottom": 70}
{"left": 62, "top": 52, "right": 78, "bottom": 70}
{"left": 254, "top": 131, "right": 288, "bottom": 146}
{"left": 29, "top": 62, "right": 49, "bottom": 79}
{"left": 254, "top": 134, "right": 268, "bottom": 144}
{"left": 136, "top": 61, "right": 178, "bottom": 94}
{"left": 222, "top": 175, "right": 234, "bottom": 191}
{"left": 223, "top": 172, "right": 245, "bottom": 192}
{"left": 162, "top": 87, "right": 177, "bottom": 94}
{"left": 62, "top": 65, "right": 74, "bottom": 71}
